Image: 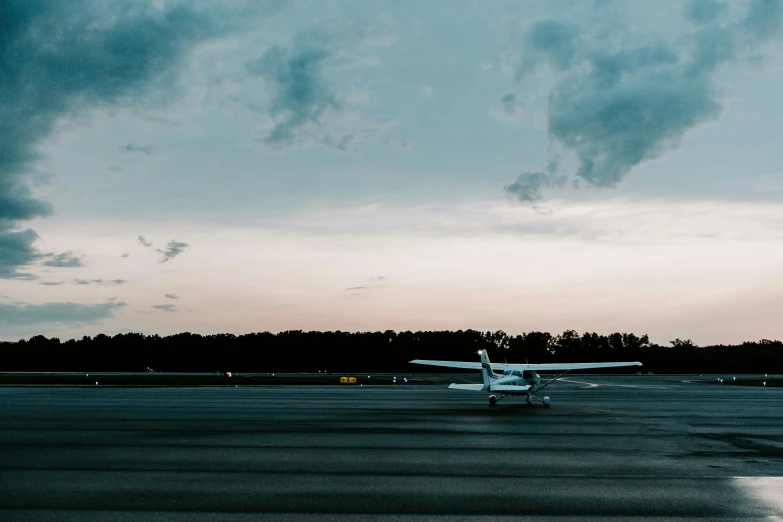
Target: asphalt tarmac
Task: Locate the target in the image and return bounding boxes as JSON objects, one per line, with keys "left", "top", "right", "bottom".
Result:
{"left": 1, "top": 375, "right": 782, "bottom": 521}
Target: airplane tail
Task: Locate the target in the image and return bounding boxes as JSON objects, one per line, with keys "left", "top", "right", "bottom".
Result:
{"left": 479, "top": 350, "right": 496, "bottom": 390}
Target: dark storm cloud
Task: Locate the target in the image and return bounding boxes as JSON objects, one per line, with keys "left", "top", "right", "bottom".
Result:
{"left": 152, "top": 304, "right": 177, "bottom": 312}
{"left": 0, "top": 0, "right": 266, "bottom": 278}
{"left": 42, "top": 251, "right": 85, "bottom": 268}
{"left": 0, "top": 229, "right": 40, "bottom": 279}
{"left": 507, "top": 0, "right": 783, "bottom": 196}
{"left": 119, "top": 143, "right": 155, "bottom": 155}
{"left": 248, "top": 45, "right": 341, "bottom": 149}
{"left": 0, "top": 301, "right": 125, "bottom": 325}
{"left": 158, "top": 240, "right": 189, "bottom": 262}
{"left": 137, "top": 235, "right": 153, "bottom": 247}
{"left": 164, "top": 293, "right": 179, "bottom": 299}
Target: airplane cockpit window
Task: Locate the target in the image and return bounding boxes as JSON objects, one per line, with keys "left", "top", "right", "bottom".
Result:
{"left": 522, "top": 370, "right": 533, "bottom": 380}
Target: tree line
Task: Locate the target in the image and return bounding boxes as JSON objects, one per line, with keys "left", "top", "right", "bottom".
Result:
{"left": 1, "top": 330, "right": 781, "bottom": 373}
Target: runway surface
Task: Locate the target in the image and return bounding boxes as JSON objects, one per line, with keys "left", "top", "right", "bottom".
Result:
{"left": 1, "top": 375, "right": 782, "bottom": 521}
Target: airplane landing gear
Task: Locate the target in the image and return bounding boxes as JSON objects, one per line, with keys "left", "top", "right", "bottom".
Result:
{"left": 527, "top": 394, "right": 551, "bottom": 408}
{"left": 488, "top": 394, "right": 507, "bottom": 407}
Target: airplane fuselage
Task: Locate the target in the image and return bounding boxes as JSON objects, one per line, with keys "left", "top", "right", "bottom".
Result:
{"left": 488, "top": 369, "right": 541, "bottom": 394}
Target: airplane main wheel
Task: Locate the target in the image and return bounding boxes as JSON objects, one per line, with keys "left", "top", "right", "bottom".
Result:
{"left": 543, "top": 396, "right": 551, "bottom": 408}
{"left": 488, "top": 395, "right": 497, "bottom": 407}
{"left": 525, "top": 396, "right": 532, "bottom": 405}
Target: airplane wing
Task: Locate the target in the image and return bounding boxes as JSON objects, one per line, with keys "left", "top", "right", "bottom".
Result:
{"left": 498, "top": 361, "right": 642, "bottom": 372}
{"left": 410, "top": 359, "right": 482, "bottom": 370}
{"left": 410, "top": 359, "right": 641, "bottom": 372}
{"left": 448, "top": 383, "right": 485, "bottom": 391}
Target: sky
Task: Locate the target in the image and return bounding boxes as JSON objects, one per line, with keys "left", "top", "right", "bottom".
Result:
{"left": 2, "top": 0, "right": 783, "bottom": 346}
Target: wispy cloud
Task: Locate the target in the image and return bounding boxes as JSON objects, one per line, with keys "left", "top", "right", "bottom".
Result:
{"left": 164, "top": 293, "right": 179, "bottom": 299}
{"left": 152, "top": 304, "right": 177, "bottom": 313}
{"left": 119, "top": 143, "right": 155, "bottom": 156}
{"left": 389, "top": 137, "right": 415, "bottom": 151}
{"left": 489, "top": 92, "right": 525, "bottom": 124}
{"left": 137, "top": 235, "right": 153, "bottom": 248}
{"left": 246, "top": 18, "right": 396, "bottom": 152}
{"left": 157, "top": 241, "right": 189, "bottom": 263}
{"left": 42, "top": 251, "right": 85, "bottom": 268}
{"left": 39, "top": 281, "right": 64, "bottom": 286}
{"left": 505, "top": 161, "right": 567, "bottom": 202}
{"left": 0, "top": 301, "right": 125, "bottom": 325}
{"left": 74, "top": 279, "right": 125, "bottom": 286}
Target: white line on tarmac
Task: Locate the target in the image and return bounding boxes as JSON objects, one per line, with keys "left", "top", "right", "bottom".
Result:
{"left": 559, "top": 378, "right": 671, "bottom": 389}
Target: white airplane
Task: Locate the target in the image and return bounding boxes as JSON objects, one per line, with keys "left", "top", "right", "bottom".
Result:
{"left": 410, "top": 350, "right": 642, "bottom": 407}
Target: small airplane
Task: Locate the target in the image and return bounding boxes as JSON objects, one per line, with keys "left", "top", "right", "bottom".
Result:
{"left": 410, "top": 350, "right": 642, "bottom": 407}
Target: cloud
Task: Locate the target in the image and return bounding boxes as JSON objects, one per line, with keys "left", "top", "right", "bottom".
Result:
{"left": 108, "top": 166, "right": 124, "bottom": 173}
{"left": 389, "top": 137, "right": 415, "bottom": 151}
{"left": 121, "top": 252, "right": 129, "bottom": 258}
{"left": 420, "top": 84, "right": 435, "bottom": 97}
{"left": 0, "top": 229, "right": 41, "bottom": 279}
{"left": 685, "top": 0, "right": 727, "bottom": 25}
{"left": 39, "top": 281, "right": 64, "bottom": 286}
{"left": 346, "top": 286, "right": 366, "bottom": 291}
{"left": 0, "top": 301, "right": 125, "bottom": 326}
{"left": 505, "top": 171, "right": 568, "bottom": 202}
{"left": 506, "top": 0, "right": 783, "bottom": 197}
{"left": 152, "top": 304, "right": 177, "bottom": 312}
{"left": 0, "top": 0, "right": 264, "bottom": 279}
{"left": 157, "top": 240, "right": 189, "bottom": 262}
{"left": 137, "top": 235, "right": 153, "bottom": 247}
{"left": 164, "top": 293, "right": 179, "bottom": 299}
{"left": 74, "top": 279, "right": 125, "bottom": 285}
{"left": 246, "top": 19, "right": 394, "bottom": 152}
{"left": 515, "top": 20, "right": 580, "bottom": 79}
{"left": 248, "top": 45, "right": 341, "bottom": 150}
{"left": 42, "top": 251, "right": 85, "bottom": 268}
{"left": 489, "top": 92, "right": 525, "bottom": 124}
{"left": 119, "top": 143, "right": 155, "bottom": 155}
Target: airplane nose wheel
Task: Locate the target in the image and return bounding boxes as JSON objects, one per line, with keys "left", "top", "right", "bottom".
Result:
{"left": 525, "top": 396, "right": 532, "bottom": 405}
{"left": 543, "top": 396, "right": 551, "bottom": 408}
{"left": 488, "top": 395, "right": 497, "bottom": 407}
